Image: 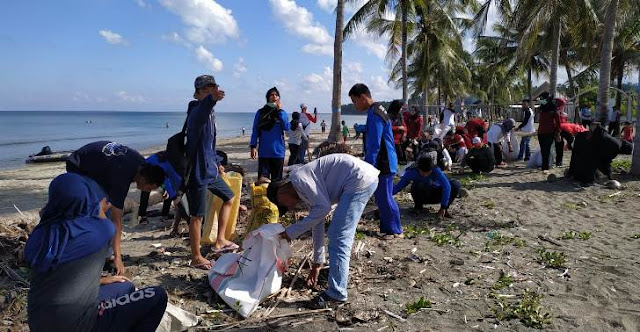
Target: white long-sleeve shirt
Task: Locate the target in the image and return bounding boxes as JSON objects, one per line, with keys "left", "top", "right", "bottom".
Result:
{"left": 285, "top": 154, "right": 380, "bottom": 263}
{"left": 287, "top": 123, "right": 307, "bottom": 145}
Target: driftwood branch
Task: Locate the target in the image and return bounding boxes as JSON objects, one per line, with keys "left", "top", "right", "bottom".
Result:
{"left": 203, "top": 308, "right": 332, "bottom": 330}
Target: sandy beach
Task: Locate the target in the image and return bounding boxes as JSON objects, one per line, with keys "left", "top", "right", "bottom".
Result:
{"left": 1, "top": 131, "right": 639, "bottom": 331}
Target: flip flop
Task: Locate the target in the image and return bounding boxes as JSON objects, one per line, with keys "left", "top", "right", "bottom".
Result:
{"left": 190, "top": 260, "right": 212, "bottom": 270}
{"left": 212, "top": 243, "right": 239, "bottom": 254}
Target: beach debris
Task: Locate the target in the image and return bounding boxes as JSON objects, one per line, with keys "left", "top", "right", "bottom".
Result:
{"left": 537, "top": 235, "right": 563, "bottom": 247}
{"left": 408, "top": 280, "right": 417, "bottom": 288}
{"left": 151, "top": 243, "right": 163, "bottom": 248}
{"left": 383, "top": 257, "right": 393, "bottom": 263}
{"left": 607, "top": 191, "right": 622, "bottom": 198}
{"left": 546, "top": 174, "right": 557, "bottom": 182}
{"left": 382, "top": 309, "right": 406, "bottom": 322}
{"left": 408, "top": 254, "right": 422, "bottom": 263}
{"left": 450, "top": 258, "right": 464, "bottom": 266}
{"left": 604, "top": 180, "right": 621, "bottom": 189}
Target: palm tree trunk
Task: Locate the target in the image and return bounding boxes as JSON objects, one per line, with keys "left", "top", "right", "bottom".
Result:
{"left": 564, "top": 65, "right": 578, "bottom": 123}
{"left": 423, "top": 84, "right": 429, "bottom": 130}
{"left": 615, "top": 62, "right": 623, "bottom": 109}
{"left": 597, "top": 0, "right": 620, "bottom": 123}
{"left": 401, "top": 0, "right": 408, "bottom": 102}
{"left": 328, "top": 0, "right": 344, "bottom": 143}
{"left": 549, "top": 20, "right": 561, "bottom": 96}
{"left": 631, "top": 65, "right": 640, "bottom": 175}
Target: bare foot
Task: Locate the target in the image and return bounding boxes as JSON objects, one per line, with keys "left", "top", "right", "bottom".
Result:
{"left": 190, "top": 256, "right": 212, "bottom": 270}
{"left": 214, "top": 239, "right": 236, "bottom": 251}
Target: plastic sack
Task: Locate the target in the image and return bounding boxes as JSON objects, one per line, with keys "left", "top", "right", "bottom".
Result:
{"left": 526, "top": 148, "right": 555, "bottom": 169}
{"left": 245, "top": 182, "right": 279, "bottom": 233}
{"left": 202, "top": 171, "right": 243, "bottom": 244}
{"left": 156, "top": 302, "right": 199, "bottom": 332}
{"left": 208, "top": 223, "right": 291, "bottom": 318}
{"left": 501, "top": 134, "right": 520, "bottom": 161}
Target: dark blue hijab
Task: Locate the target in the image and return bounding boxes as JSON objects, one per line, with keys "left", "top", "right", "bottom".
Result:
{"left": 25, "top": 173, "right": 115, "bottom": 273}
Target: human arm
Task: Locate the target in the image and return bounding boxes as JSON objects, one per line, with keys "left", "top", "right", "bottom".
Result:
{"left": 250, "top": 111, "right": 260, "bottom": 159}
{"left": 110, "top": 207, "right": 125, "bottom": 275}
{"left": 100, "top": 275, "right": 130, "bottom": 285}
{"left": 365, "top": 114, "right": 384, "bottom": 166}
{"left": 191, "top": 95, "right": 218, "bottom": 124}
{"left": 392, "top": 169, "right": 415, "bottom": 195}
{"left": 306, "top": 112, "right": 317, "bottom": 123}
{"left": 517, "top": 110, "right": 531, "bottom": 130}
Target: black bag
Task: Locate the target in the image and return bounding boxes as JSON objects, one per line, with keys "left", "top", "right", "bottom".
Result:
{"left": 620, "top": 140, "right": 633, "bottom": 155}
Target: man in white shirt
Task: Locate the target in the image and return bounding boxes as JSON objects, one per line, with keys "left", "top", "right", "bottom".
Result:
{"left": 487, "top": 118, "right": 516, "bottom": 167}
{"left": 267, "top": 154, "right": 379, "bottom": 308}
{"left": 435, "top": 102, "right": 456, "bottom": 139}
{"left": 298, "top": 104, "right": 317, "bottom": 162}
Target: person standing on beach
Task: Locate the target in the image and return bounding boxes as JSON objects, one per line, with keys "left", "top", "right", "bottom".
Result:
{"left": 515, "top": 99, "right": 535, "bottom": 161}
{"left": 250, "top": 87, "right": 290, "bottom": 180}
{"left": 580, "top": 102, "right": 593, "bottom": 128}
{"left": 321, "top": 120, "right": 326, "bottom": 133}
{"left": 287, "top": 112, "right": 307, "bottom": 165}
{"left": 608, "top": 106, "right": 622, "bottom": 137}
{"left": 66, "top": 141, "right": 165, "bottom": 275}
{"left": 298, "top": 104, "right": 317, "bottom": 163}
{"left": 185, "top": 75, "right": 238, "bottom": 269}
{"left": 242, "top": 126, "right": 246, "bottom": 136}
{"left": 348, "top": 83, "right": 402, "bottom": 238}
{"left": 266, "top": 154, "right": 379, "bottom": 308}
{"left": 537, "top": 94, "right": 563, "bottom": 171}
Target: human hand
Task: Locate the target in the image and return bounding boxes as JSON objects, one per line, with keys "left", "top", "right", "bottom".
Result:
{"left": 213, "top": 89, "right": 225, "bottom": 101}
{"left": 163, "top": 190, "right": 169, "bottom": 200}
{"left": 250, "top": 148, "right": 258, "bottom": 160}
{"left": 276, "top": 100, "right": 282, "bottom": 110}
{"left": 100, "top": 275, "right": 130, "bottom": 285}
{"left": 98, "top": 198, "right": 111, "bottom": 219}
{"left": 113, "top": 256, "right": 126, "bottom": 276}
{"left": 218, "top": 165, "right": 225, "bottom": 174}
{"left": 437, "top": 208, "right": 446, "bottom": 220}
{"left": 306, "top": 263, "right": 322, "bottom": 288}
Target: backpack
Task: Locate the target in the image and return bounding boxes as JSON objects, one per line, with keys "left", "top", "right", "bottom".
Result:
{"left": 166, "top": 104, "right": 194, "bottom": 192}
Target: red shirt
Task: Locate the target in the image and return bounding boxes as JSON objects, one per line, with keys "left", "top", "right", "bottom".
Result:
{"left": 538, "top": 110, "right": 562, "bottom": 135}
{"left": 444, "top": 134, "right": 465, "bottom": 150}
{"left": 392, "top": 117, "right": 406, "bottom": 144}
{"left": 560, "top": 123, "right": 588, "bottom": 136}
{"left": 465, "top": 118, "right": 487, "bottom": 137}
{"left": 622, "top": 125, "right": 634, "bottom": 142}
{"left": 404, "top": 112, "right": 423, "bottom": 139}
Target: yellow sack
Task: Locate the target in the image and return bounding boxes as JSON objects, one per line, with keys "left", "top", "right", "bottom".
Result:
{"left": 246, "top": 182, "right": 279, "bottom": 233}
{"left": 201, "top": 171, "right": 243, "bottom": 245}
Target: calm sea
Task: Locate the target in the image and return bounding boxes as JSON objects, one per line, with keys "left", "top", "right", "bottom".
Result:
{"left": 0, "top": 111, "right": 366, "bottom": 170}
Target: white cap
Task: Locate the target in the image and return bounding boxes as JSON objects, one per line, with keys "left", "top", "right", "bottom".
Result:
{"left": 300, "top": 103, "right": 307, "bottom": 109}
{"left": 472, "top": 137, "right": 482, "bottom": 145}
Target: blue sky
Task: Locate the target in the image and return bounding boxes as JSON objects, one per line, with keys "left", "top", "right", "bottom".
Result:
{"left": 0, "top": 0, "right": 406, "bottom": 113}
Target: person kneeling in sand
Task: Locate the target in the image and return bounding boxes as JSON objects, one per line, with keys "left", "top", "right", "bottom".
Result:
{"left": 393, "top": 153, "right": 461, "bottom": 218}
{"left": 25, "top": 173, "right": 167, "bottom": 332}
{"left": 266, "top": 154, "right": 379, "bottom": 309}
{"left": 464, "top": 137, "right": 495, "bottom": 174}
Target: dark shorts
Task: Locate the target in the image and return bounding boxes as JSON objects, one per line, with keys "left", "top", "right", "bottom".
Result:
{"left": 186, "top": 176, "right": 234, "bottom": 217}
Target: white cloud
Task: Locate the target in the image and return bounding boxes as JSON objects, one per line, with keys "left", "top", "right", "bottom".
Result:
{"left": 99, "top": 30, "right": 128, "bottom": 46}
{"left": 302, "top": 66, "right": 333, "bottom": 94}
{"left": 317, "top": 0, "right": 336, "bottom": 12}
{"left": 302, "top": 43, "right": 333, "bottom": 55}
{"left": 116, "top": 91, "right": 146, "bottom": 103}
{"left": 269, "top": 0, "right": 333, "bottom": 55}
{"left": 352, "top": 32, "right": 386, "bottom": 59}
{"left": 195, "top": 46, "right": 223, "bottom": 72}
{"left": 161, "top": 32, "right": 191, "bottom": 48}
{"left": 159, "top": 0, "right": 239, "bottom": 44}
{"left": 134, "top": 0, "right": 149, "bottom": 8}
{"left": 233, "top": 57, "right": 247, "bottom": 76}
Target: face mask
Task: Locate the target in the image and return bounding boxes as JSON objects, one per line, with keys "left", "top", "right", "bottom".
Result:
{"left": 267, "top": 102, "right": 277, "bottom": 108}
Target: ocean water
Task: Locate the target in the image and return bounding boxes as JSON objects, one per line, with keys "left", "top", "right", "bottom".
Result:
{"left": 0, "top": 111, "right": 366, "bottom": 170}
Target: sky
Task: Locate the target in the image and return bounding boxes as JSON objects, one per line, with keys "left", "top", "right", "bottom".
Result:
{"left": 0, "top": 0, "right": 408, "bottom": 112}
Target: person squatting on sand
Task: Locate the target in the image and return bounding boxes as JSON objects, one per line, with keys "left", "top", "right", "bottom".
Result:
{"left": 250, "top": 87, "right": 290, "bottom": 180}
{"left": 348, "top": 83, "right": 402, "bottom": 238}
{"left": 464, "top": 136, "right": 495, "bottom": 174}
{"left": 66, "top": 141, "right": 165, "bottom": 275}
{"left": 393, "top": 153, "right": 461, "bottom": 218}
{"left": 266, "top": 154, "right": 379, "bottom": 309}
{"left": 486, "top": 118, "right": 516, "bottom": 167}
{"left": 185, "top": 75, "right": 237, "bottom": 269}
{"left": 25, "top": 173, "right": 167, "bottom": 332}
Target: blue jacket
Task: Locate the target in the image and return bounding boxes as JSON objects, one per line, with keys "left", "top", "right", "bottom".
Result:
{"left": 250, "top": 108, "right": 290, "bottom": 158}
{"left": 393, "top": 166, "right": 451, "bottom": 208}
{"left": 186, "top": 95, "right": 220, "bottom": 188}
{"left": 146, "top": 153, "right": 182, "bottom": 199}
{"left": 365, "top": 103, "right": 398, "bottom": 174}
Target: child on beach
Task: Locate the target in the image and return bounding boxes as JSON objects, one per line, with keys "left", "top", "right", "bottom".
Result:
{"left": 287, "top": 112, "right": 307, "bottom": 165}
{"left": 185, "top": 75, "right": 237, "bottom": 269}
{"left": 341, "top": 120, "right": 349, "bottom": 143}
{"left": 349, "top": 83, "right": 401, "bottom": 238}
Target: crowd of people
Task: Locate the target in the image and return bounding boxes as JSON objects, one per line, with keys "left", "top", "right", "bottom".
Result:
{"left": 24, "top": 74, "right": 634, "bottom": 329}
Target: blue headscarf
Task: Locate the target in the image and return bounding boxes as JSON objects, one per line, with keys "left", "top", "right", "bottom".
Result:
{"left": 25, "top": 173, "right": 114, "bottom": 273}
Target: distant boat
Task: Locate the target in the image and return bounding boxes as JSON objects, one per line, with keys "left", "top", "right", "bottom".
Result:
{"left": 26, "top": 146, "right": 73, "bottom": 164}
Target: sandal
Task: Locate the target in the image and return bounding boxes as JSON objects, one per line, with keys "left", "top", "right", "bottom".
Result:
{"left": 306, "top": 292, "right": 346, "bottom": 310}
{"left": 189, "top": 260, "right": 213, "bottom": 270}
{"left": 212, "top": 243, "right": 240, "bottom": 254}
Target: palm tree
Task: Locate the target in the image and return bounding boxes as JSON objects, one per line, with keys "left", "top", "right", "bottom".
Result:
{"left": 631, "top": 65, "right": 640, "bottom": 175}
{"left": 596, "top": 0, "right": 620, "bottom": 122}
{"left": 328, "top": 0, "right": 345, "bottom": 143}
{"left": 344, "top": 0, "right": 415, "bottom": 102}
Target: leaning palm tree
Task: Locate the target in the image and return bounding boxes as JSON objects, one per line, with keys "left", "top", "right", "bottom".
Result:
{"left": 328, "top": 0, "right": 345, "bottom": 143}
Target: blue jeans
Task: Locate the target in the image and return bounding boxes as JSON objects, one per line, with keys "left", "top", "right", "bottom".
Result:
{"left": 375, "top": 174, "right": 402, "bottom": 235}
{"left": 298, "top": 138, "right": 308, "bottom": 163}
{"left": 325, "top": 182, "right": 378, "bottom": 301}
{"left": 518, "top": 136, "right": 531, "bottom": 160}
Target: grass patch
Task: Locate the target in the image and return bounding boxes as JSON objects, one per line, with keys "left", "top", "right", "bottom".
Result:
{"left": 459, "top": 173, "right": 487, "bottom": 187}
{"left": 558, "top": 231, "right": 591, "bottom": 241}
{"left": 537, "top": 249, "right": 567, "bottom": 268}
{"left": 561, "top": 202, "right": 580, "bottom": 210}
{"left": 492, "top": 290, "right": 551, "bottom": 328}
{"left": 405, "top": 296, "right": 432, "bottom": 314}
{"left": 492, "top": 271, "right": 514, "bottom": 290}
{"left": 611, "top": 159, "right": 631, "bottom": 171}
{"left": 404, "top": 224, "right": 430, "bottom": 239}
{"left": 355, "top": 230, "right": 366, "bottom": 240}
{"left": 484, "top": 232, "right": 527, "bottom": 251}
{"left": 482, "top": 201, "right": 496, "bottom": 209}
{"left": 431, "top": 225, "right": 462, "bottom": 247}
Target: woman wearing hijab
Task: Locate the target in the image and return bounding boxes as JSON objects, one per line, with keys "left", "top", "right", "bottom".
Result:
{"left": 25, "top": 173, "right": 167, "bottom": 332}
